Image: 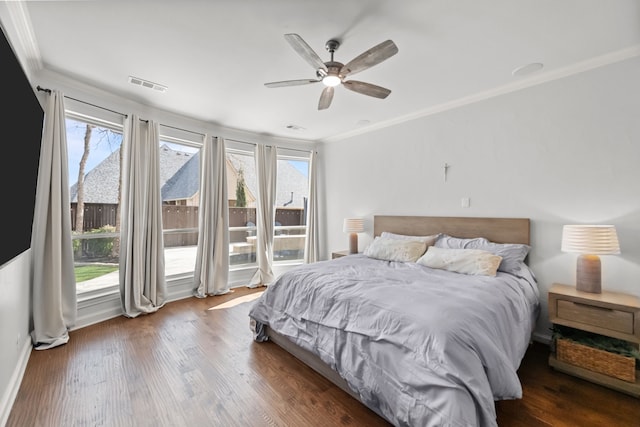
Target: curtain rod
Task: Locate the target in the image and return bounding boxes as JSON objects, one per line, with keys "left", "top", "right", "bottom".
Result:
{"left": 226, "top": 138, "right": 313, "bottom": 155}
{"left": 37, "top": 85, "right": 128, "bottom": 118}
{"left": 37, "top": 86, "right": 314, "bottom": 154}
{"left": 37, "top": 85, "right": 199, "bottom": 135}
{"left": 153, "top": 128, "right": 313, "bottom": 155}
{"left": 160, "top": 123, "right": 205, "bottom": 137}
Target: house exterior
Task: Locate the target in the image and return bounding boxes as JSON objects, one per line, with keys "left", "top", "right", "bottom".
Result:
{"left": 70, "top": 144, "right": 308, "bottom": 210}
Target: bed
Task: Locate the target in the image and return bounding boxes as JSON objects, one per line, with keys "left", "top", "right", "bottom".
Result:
{"left": 248, "top": 216, "right": 540, "bottom": 426}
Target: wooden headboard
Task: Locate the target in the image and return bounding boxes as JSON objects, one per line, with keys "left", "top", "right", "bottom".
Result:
{"left": 373, "top": 216, "right": 530, "bottom": 245}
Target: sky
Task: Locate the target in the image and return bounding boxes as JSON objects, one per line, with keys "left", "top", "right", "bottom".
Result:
{"left": 289, "top": 160, "right": 309, "bottom": 177}
{"left": 66, "top": 119, "right": 121, "bottom": 184}
{"left": 66, "top": 118, "right": 309, "bottom": 186}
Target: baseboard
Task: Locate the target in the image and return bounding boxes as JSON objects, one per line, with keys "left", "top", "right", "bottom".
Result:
{"left": 166, "top": 275, "right": 197, "bottom": 302}
{"left": 0, "top": 337, "right": 32, "bottom": 427}
{"left": 73, "top": 269, "right": 263, "bottom": 330}
{"left": 532, "top": 330, "right": 552, "bottom": 345}
{"left": 74, "top": 287, "right": 122, "bottom": 331}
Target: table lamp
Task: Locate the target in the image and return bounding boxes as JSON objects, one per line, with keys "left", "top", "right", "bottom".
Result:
{"left": 343, "top": 218, "right": 364, "bottom": 254}
{"left": 561, "top": 224, "right": 620, "bottom": 293}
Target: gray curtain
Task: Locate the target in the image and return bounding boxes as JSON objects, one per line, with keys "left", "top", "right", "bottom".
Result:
{"left": 249, "top": 144, "right": 277, "bottom": 287}
{"left": 119, "top": 115, "right": 166, "bottom": 317}
{"left": 194, "top": 135, "right": 230, "bottom": 297}
{"left": 304, "top": 150, "right": 319, "bottom": 263}
{"left": 30, "top": 89, "right": 77, "bottom": 349}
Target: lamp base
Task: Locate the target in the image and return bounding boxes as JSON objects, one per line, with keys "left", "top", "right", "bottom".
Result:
{"left": 348, "top": 233, "right": 358, "bottom": 254}
{"left": 576, "top": 254, "right": 601, "bottom": 293}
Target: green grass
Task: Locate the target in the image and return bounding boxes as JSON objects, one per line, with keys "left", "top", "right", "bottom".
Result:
{"left": 75, "top": 265, "right": 118, "bottom": 282}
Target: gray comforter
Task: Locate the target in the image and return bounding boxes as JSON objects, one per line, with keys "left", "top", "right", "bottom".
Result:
{"left": 249, "top": 254, "right": 540, "bottom": 427}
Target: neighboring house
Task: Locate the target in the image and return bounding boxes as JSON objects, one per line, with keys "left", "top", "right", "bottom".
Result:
{"left": 274, "top": 159, "right": 310, "bottom": 209}
{"left": 226, "top": 152, "right": 310, "bottom": 208}
{"left": 69, "top": 143, "right": 196, "bottom": 204}
{"left": 70, "top": 144, "right": 309, "bottom": 208}
{"left": 226, "top": 153, "right": 257, "bottom": 207}
{"left": 161, "top": 149, "right": 201, "bottom": 206}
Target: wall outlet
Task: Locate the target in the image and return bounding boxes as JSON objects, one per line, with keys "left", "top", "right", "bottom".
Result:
{"left": 461, "top": 197, "right": 470, "bottom": 208}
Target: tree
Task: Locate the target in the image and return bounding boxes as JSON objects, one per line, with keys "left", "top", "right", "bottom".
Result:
{"left": 112, "top": 142, "right": 123, "bottom": 259}
{"left": 236, "top": 168, "right": 247, "bottom": 207}
{"left": 74, "top": 124, "right": 94, "bottom": 235}
{"left": 71, "top": 121, "right": 121, "bottom": 260}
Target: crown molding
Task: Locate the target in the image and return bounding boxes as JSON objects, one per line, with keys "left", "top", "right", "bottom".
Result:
{"left": 323, "top": 44, "right": 640, "bottom": 143}
{"left": 3, "top": 1, "right": 42, "bottom": 75}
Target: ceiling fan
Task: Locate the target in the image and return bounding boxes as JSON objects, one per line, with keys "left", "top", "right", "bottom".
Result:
{"left": 264, "top": 33, "right": 398, "bottom": 110}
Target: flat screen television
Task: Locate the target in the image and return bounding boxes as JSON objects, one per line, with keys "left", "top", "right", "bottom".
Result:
{"left": 1, "top": 26, "right": 43, "bottom": 267}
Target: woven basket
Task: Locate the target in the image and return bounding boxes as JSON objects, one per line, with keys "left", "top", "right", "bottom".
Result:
{"left": 556, "top": 338, "right": 636, "bottom": 382}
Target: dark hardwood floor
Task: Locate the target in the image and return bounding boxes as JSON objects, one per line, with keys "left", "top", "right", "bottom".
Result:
{"left": 7, "top": 287, "right": 640, "bottom": 426}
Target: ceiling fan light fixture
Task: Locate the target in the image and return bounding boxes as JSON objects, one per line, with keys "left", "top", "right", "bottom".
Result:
{"left": 264, "top": 34, "right": 398, "bottom": 109}
{"left": 322, "top": 75, "right": 342, "bottom": 87}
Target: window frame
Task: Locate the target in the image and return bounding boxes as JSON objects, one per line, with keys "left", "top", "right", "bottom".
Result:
{"left": 226, "top": 146, "right": 259, "bottom": 270}
{"left": 65, "top": 111, "right": 124, "bottom": 298}
{"left": 273, "top": 151, "right": 310, "bottom": 265}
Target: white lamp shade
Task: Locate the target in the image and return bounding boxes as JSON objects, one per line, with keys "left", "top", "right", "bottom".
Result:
{"left": 561, "top": 225, "right": 620, "bottom": 255}
{"left": 343, "top": 218, "right": 364, "bottom": 233}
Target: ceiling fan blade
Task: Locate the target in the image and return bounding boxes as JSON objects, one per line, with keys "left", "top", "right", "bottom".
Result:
{"left": 318, "top": 86, "right": 334, "bottom": 110}
{"left": 340, "top": 40, "right": 398, "bottom": 76}
{"left": 342, "top": 80, "right": 391, "bottom": 99}
{"left": 285, "top": 33, "right": 327, "bottom": 72}
{"left": 264, "top": 79, "right": 321, "bottom": 88}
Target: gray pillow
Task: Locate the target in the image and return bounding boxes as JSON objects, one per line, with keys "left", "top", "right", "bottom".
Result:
{"left": 434, "top": 234, "right": 530, "bottom": 274}
{"left": 380, "top": 231, "right": 439, "bottom": 246}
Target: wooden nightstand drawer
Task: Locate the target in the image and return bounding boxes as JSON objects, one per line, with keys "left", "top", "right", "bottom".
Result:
{"left": 556, "top": 300, "right": 634, "bottom": 335}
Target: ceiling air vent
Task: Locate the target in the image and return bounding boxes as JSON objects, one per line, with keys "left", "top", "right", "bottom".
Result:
{"left": 128, "top": 75, "right": 167, "bottom": 93}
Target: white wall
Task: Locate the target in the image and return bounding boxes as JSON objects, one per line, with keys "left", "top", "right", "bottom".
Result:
{"left": 320, "top": 56, "right": 640, "bottom": 341}
{"left": 0, "top": 5, "right": 36, "bottom": 423}
{"left": 0, "top": 252, "right": 32, "bottom": 426}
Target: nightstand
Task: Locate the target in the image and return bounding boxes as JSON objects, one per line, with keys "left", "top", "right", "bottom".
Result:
{"left": 548, "top": 283, "right": 640, "bottom": 397}
{"left": 331, "top": 250, "right": 351, "bottom": 259}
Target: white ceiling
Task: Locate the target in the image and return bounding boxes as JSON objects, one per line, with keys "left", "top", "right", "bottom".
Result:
{"left": 7, "top": 0, "right": 640, "bottom": 142}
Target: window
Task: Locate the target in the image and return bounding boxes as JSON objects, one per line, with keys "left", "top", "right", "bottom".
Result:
{"left": 158, "top": 138, "right": 201, "bottom": 278}
{"left": 225, "top": 147, "right": 310, "bottom": 268}
{"left": 66, "top": 114, "right": 123, "bottom": 296}
{"left": 68, "top": 114, "right": 309, "bottom": 299}
{"left": 226, "top": 148, "right": 258, "bottom": 268}
{"left": 68, "top": 115, "right": 203, "bottom": 294}
{"left": 274, "top": 154, "right": 309, "bottom": 263}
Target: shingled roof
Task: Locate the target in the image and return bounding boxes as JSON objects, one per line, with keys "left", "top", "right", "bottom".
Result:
{"left": 71, "top": 144, "right": 309, "bottom": 207}
{"left": 70, "top": 144, "right": 196, "bottom": 203}
{"left": 225, "top": 152, "right": 309, "bottom": 208}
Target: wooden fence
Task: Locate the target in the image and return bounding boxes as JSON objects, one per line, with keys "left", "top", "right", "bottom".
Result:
{"left": 71, "top": 203, "right": 305, "bottom": 248}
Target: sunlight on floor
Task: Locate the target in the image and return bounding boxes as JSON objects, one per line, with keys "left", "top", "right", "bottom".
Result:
{"left": 207, "top": 291, "right": 264, "bottom": 310}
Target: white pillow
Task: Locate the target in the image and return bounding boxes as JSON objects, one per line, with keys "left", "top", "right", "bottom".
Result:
{"left": 380, "top": 232, "right": 439, "bottom": 246}
{"left": 416, "top": 246, "right": 503, "bottom": 277}
{"left": 434, "top": 234, "right": 530, "bottom": 275}
{"left": 364, "top": 237, "right": 428, "bottom": 262}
